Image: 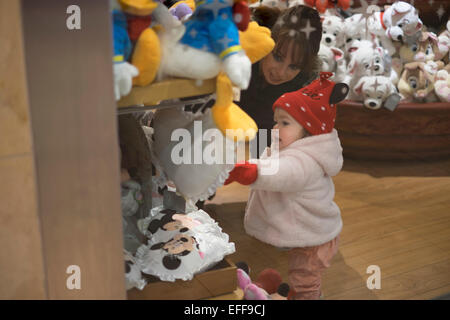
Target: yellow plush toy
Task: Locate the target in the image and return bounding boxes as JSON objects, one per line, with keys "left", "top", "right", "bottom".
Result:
{"left": 118, "top": 0, "right": 181, "bottom": 87}
{"left": 211, "top": 21, "right": 275, "bottom": 141}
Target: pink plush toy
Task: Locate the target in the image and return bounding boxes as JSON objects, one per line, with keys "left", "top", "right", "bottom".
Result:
{"left": 236, "top": 262, "right": 290, "bottom": 300}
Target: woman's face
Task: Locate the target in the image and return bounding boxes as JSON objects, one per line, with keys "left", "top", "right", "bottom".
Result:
{"left": 261, "top": 40, "right": 302, "bottom": 85}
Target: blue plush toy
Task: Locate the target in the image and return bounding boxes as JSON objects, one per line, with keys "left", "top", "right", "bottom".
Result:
{"left": 180, "top": 0, "right": 242, "bottom": 60}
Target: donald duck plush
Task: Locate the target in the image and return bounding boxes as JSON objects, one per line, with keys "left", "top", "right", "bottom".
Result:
{"left": 160, "top": 0, "right": 252, "bottom": 90}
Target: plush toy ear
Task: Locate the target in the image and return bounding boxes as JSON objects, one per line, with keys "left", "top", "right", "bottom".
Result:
{"left": 331, "top": 48, "right": 344, "bottom": 61}
{"left": 150, "top": 242, "right": 165, "bottom": 250}
{"left": 416, "top": 20, "right": 423, "bottom": 31}
{"left": 376, "top": 47, "right": 384, "bottom": 56}
{"left": 162, "top": 255, "right": 182, "bottom": 270}
{"left": 330, "top": 83, "right": 350, "bottom": 104}
{"left": 148, "top": 219, "right": 163, "bottom": 234}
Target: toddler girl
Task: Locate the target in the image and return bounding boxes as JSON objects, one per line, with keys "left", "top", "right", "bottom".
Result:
{"left": 225, "top": 72, "right": 349, "bottom": 300}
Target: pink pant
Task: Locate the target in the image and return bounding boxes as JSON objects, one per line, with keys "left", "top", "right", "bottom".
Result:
{"left": 288, "top": 236, "right": 339, "bottom": 300}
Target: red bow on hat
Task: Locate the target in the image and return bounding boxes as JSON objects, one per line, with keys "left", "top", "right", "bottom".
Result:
{"left": 272, "top": 72, "right": 338, "bottom": 136}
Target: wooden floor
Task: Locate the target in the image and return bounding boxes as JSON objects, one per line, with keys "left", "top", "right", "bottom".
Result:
{"left": 205, "top": 157, "right": 450, "bottom": 300}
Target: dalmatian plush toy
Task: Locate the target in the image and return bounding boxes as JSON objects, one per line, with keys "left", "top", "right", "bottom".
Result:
{"left": 353, "top": 75, "right": 401, "bottom": 111}
{"left": 321, "top": 15, "right": 345, "bottom": 49}
{"left": 367, "top": 1, "right": 423, "bottom": 56}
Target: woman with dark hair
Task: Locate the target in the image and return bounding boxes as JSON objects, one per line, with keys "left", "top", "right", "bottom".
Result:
{"left": 241, "top": 5, "right": 323, "bottom": 155}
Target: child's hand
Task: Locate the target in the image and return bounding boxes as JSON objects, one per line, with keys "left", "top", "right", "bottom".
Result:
{"left": 224, "top": 162, "right": 258, "bottom": 186}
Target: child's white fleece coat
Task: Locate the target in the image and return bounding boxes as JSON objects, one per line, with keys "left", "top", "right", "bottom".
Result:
{"left": 245, "top": 129, "right": 343, "bottom": 248}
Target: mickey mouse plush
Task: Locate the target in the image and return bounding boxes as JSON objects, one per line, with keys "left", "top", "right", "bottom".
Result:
{"left": 150, "top": 233, "right": 201, "bottom": 270}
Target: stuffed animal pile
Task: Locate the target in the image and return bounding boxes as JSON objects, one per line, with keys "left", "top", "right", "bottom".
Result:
{"left": 313, "top": 1, "right": 450, "bottom": 110}
{"left": 112, "top": 0, "right": 274, "bottom": 136}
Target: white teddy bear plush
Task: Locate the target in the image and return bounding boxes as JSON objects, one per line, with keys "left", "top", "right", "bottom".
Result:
{"left": 367, "top": 1, "right": 423, "bottom": 56}
{"left": 321, "top": 15, "right": 345, "bottom": 49}
{"left": 318, "top": 44, "right": 346, "bottom": 83}
{"left": 353, "top": 75, "right": 401, "bottom": 111}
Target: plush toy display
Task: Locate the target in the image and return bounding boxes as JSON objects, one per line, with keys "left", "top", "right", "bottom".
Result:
{"left": 397, "top": 61, "right": 441, "bottom": 103}
{"left": 136, "top": 207, "right": 235, "bottom": 281}
{"left": 236, "top": 262, "right": 290, "bottom": 300}
{"left": 318, "top": 44, "right": 346, "bottom": 83}
{"left": 304, "top": 0, "right": 350, "bottom": 14}
{"left": 353, "top": 75, "right": 401, "bottom": 111}
{"left": 367, "top": 1, "right": 423, "bottom": 56}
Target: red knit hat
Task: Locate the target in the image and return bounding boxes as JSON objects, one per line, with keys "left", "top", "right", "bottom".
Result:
{"left": 273, "top": 72, "right": 343, "bottom": 136}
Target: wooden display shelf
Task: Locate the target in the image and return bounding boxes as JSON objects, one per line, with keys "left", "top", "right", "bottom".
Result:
{"left": 127, "top": 258, "right": 238, "bottom": 300}
{"left": 117, "top": 78, "right": 216, "bottom": 109}
{"left": 335, "top": 100, "right": 450, "bottom": 160}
